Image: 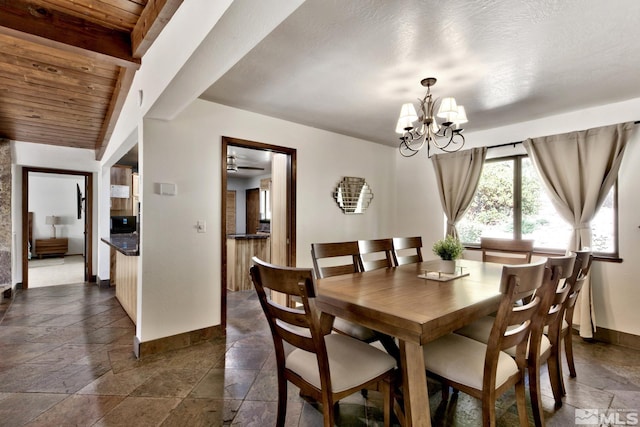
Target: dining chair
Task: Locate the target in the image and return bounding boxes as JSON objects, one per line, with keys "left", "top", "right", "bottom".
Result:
{"left": 311, "top": 241, "right": 375, "bottom": 341}
{"left": 358, "top": 238, "right": 395, "bottom": 271}
{"left": 480, "top": 237, "right": 534, "bottom": 264}
{"left": 558, "top": 250, "right": 593, "bottom": 382}
{"left": 250, "top": 257, "right": 396, "bottom": 427}
{"left": 422, "top": 259, "right": 547, "bottom": 426}
{"left": 311, "top": 241, "right": 400, "bottom": 361}
{"left": 311, "top": 241, "right": 363, "bottom": 279}
{"left": 454, "top": 255, "right": 575, "bottom": 426}
{"left": 392, "top": 236, "right": 423, "bottom": 266}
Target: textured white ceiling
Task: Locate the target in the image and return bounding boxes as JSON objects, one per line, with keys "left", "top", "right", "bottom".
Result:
{"left": 201, "top": 0, "right": 640, "bottom": 147}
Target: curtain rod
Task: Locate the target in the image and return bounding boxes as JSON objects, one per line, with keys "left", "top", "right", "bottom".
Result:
{"left": 486, "top": 120, "right": 640, "bottom": 150}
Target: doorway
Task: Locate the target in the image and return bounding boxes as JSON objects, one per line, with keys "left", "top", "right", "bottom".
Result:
{"left": 22, "top": 167, "right": 93, "bottom": 289}
{"left": 221, "top": 137, "right": 296, "bottom": 329}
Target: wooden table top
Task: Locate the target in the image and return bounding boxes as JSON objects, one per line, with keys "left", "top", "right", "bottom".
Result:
{"left": 316, "top": 259, "right": 505, "bottom": 345}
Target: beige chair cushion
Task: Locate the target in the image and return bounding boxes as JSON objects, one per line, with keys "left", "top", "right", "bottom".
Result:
{"left": 286, "top": 333, "right": 396, "bottom": 393}
{"left": 423, "top": 333, "right": 519, "bottom": 390}
{"left": 333, "top": 317, "right": 379, "bottom": 342}
{"left": 455, "top": 315, "right": 551, "bottom": 357}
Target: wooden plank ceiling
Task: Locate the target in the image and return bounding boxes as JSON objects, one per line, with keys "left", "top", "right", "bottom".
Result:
{"left": 0, "top": 0, "right": 183, "bottom": 159}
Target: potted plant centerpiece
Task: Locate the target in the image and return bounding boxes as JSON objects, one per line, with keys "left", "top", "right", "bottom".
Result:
{"left": 432, "top": 235, "right": 464, "bottom": 274}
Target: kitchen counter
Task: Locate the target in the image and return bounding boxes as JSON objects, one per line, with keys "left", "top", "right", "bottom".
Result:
{"left": 101, "top": 233, "right": 139, "bottom": 256}
{"left": 101, "top": 233, "right": 138, "bottom": 324}
{"left": 227, "top": 234, "right": 270, "bottom": 240}
{"left": 227, "top": 234, "right": 270, "bottom": 291}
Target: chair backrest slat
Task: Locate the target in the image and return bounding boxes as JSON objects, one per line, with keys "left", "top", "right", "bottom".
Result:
{"left": 481, "top": 237, "right": 534, "bottom": 265}
{"left": 392, "top": 236, "right": 423, "bottom": 266}
{"left": 358, "top": 238, "right": 395, "bottom": 271}
{"left": 311, "top": 241, "right": 362, "bottom": 279}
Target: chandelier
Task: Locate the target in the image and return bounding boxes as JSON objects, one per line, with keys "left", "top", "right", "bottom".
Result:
{"left": 396, "top": 77, "right": 468, "bottom": 157}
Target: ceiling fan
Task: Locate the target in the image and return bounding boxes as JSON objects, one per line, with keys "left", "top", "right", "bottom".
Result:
{"left": 226, "top": 154, "right": 265, "bottom": 172}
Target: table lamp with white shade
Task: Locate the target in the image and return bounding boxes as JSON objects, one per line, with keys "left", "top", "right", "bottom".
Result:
{"left": 45, "top": 215, "right": 60, "bottom": 238}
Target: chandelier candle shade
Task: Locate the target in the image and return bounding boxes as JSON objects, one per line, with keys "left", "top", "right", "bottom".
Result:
{"left": 396, "top": 77, "right": 468, "bottom": 157}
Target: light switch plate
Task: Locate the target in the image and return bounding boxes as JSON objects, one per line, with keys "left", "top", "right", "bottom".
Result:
{"left": 155, "top": 182, "right": 177, "bottom": 196}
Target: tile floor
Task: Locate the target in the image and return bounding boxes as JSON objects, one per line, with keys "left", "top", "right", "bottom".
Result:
{"left": 0, "top": 283, "right": 638, "bottom": 426}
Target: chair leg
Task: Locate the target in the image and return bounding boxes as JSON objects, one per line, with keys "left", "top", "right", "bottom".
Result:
{"left": 321, "top": 394, "right": 336, "bottom": 427}
{"left": 564, "top": 328, "right": 577, "bottom": 378}
{"left": 547, "top": 351, "right": 564, "bottom": 407}
{"left": 481, "top": 389, "right": 498, "bottom": 427}
{"left": 276, "top": 376, "right": 287, "bottom": 427}
{"left": 441, "top": 384, "right": 450, "bottom": 401}
{"left": 381, "top": 377, "right": 393, "bottom": 427}
{"left": 528, "top": 362, "right": 544, "bottom": 427}
{"left": 515, "top": 379, "right": 529, "bottom": 427}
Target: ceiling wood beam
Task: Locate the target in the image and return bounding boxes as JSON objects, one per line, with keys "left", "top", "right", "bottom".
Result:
{"left": 0, "top": 3, "right": 140, "bottom": 69}
{"left": 96, "top": 67, "right": 137, "bottom": 160}
{"left": 132, "top": 0, "right": 184, "bottom": 58}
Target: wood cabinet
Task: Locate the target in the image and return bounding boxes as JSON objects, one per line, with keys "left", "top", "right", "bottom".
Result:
{"left": 35, "top": 238, "right": 68, "bottom": 258}
{"left": 114, "top": 249, "right": 138, "bottom": 324}
{"left": 227, "top": 236, "right": 270, "bottom": 291}
{"left": 110, "top": 165, "right": 133, "bottom": 215}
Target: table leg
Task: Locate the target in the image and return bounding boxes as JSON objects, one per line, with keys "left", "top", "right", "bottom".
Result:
{"left": 399, "top": 340, "right": 431, "bottom": 426}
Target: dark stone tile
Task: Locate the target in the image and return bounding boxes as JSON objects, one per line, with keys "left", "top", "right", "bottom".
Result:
{"left": 93, "top": 396, "right": 181, "bottom": 426}
{"left": 161, "top": 398, "right": 243, "bottom": 426}
{"left": 189, "top": 368, "right": 259, "bottom": 400}
{"left": 67, "top": 326, "right": 132, "bottom": 344}
{"left": 0, "top": 342, "right": 60, "bottom": 367}
{"left": 215, "top": 345, "right": 271, "bottom": 370}
{"left": 26, "top": 394, "right": 124, "bottom": 426}
{"left": 78, "top": 368, "right": 157, "bottom": 396}
{"left": 131, "top": 368, "right": 209, "bottom": 398}
{"left": 230, "top": 400, "right": 302, "bottom": 427}
{"left": 0, "top": 364, "right": 54, "bottom": 392}
{"left": 0, "top": 392, "right": 67, "bottom": 427}
{"left": 25, "top": 362, "right": 112, "bottom": 393}
{"left": 610, "top": 390, "right": 640, "bottom": 411}
{"left": 26, "top": 343, "right": 108, "bottom": 368}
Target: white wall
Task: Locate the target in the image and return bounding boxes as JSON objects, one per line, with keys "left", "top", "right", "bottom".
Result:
{"left": 28, "top": 173, "right": 85, "bottom": 255}
{"left": 395, "top": 97, "right": 640, "bottom": 336}
{"left": 137, "top": 99, "right": 396, "bottom": 342}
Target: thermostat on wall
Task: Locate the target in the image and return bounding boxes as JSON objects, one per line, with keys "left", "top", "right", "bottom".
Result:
{"left": 155, "top": 182, "right": 177, "bottom": 196}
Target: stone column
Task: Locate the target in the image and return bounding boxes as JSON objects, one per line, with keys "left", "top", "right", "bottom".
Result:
{"left": 0, "top": 139, "right": 11, "bottom": 295}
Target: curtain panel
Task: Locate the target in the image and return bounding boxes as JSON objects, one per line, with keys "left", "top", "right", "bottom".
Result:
{"left": 523, "top": 121, "right": 635, "bottom": 338}
{"left": 431, "top": 147, "right": 487, "bottom": 239}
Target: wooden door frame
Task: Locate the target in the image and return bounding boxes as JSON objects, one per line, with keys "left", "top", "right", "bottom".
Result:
{"left": 221, "top": 137, "right": 296, "bottom": 329}
{"left": 22, "top": 167, "right": 94, "bottom": 289}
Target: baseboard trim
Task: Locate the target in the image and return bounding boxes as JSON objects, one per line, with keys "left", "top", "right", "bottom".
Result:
{"left": 593, "top": 326, "right": 640, "bottom": 351}
{"left": 1, "top": 285, "right": 12, "bottom": 299}
{"left": 96, "top": 276, "right": 111, "bottom": 288}
{"left": 133, "top": 325, "right": 224, "bottom": 359}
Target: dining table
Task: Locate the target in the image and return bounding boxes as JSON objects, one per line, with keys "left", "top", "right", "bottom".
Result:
{"left": 316, "top": 258, "right": 505, "bottom": 427}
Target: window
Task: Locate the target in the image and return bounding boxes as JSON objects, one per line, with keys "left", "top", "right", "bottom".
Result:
{"left": 260, "top": 188, "right": 271, "bottom": 221}
{"left": 457, "top": 156, "right": 617, "bottom": 256}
